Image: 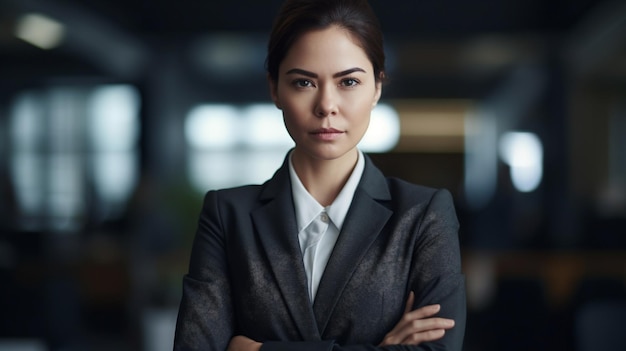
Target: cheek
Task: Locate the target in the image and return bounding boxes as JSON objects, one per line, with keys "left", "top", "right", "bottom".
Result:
{"left": 281, "top": 104, "right": 303, "bottom": 126}
{"left": 280, "top": 103, "right": 309, "bottom": 139}
{"left": 279, "top": 93, "right": 312, "bottom": 121}
{"left": 346, "top": 96, "right": 375, "bottom": 124}
{"left": 345, "top": 87, "right": 378, "bottom": 110}
{"left": 277, "top": 89, "right": 304, "bottom": 112}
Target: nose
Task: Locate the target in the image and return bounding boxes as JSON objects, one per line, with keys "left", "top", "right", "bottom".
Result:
{"left": 314, "top": 86, "right": 338, "bottom": 117}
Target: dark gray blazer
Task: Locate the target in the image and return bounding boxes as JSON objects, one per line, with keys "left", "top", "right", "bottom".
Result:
{"left": 174, "top": 154, "right": 466, "bottom": 351}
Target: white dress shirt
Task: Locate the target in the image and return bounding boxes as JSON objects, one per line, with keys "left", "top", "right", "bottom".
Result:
{"left": 289, "top": 150, "right": 365, "bottom": 301}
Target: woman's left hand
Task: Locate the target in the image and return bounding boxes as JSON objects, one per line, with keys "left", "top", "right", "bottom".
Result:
{"left": 379, "top": 291, "right": 455, "bottom": 346}
{"left": 227, "top": 335, "right": 262, "bottom": 351}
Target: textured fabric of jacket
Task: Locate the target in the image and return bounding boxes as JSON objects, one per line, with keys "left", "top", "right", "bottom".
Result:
{"left": 174, "top": 153, "right": 466, "bottom": 351}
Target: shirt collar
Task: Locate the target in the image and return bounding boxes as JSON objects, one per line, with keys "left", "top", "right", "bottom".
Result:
{"left": 289, "top": 149, "right": 365, "bottom": 232}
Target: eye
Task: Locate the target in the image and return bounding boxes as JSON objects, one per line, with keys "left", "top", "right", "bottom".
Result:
{"left": 292, "top": 79, "right": 314, "bottom": 88}
{"left": 340, "top": 78, "right": 360, "bottom": 87}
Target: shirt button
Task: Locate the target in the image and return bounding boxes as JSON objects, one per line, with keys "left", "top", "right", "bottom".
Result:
{"left": 320, "top": 213, "right": 329, "bottom": 223}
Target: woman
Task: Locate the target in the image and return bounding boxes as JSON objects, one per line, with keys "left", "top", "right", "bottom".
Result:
{"left": 174, "top": 0, "right": 466, "bottom": 350}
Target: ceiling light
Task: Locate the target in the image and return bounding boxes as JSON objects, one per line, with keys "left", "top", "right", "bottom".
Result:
{"left": 15, "top": 13, "right": 66, "bottom": 50}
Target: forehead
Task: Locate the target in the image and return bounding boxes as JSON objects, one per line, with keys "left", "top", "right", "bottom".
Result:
{"left": 280, "top": 25, "right": 373, "bottom": 73}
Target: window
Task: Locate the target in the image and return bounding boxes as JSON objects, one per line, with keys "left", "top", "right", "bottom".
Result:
{"left": 8, "top": 84, "right": 140, "bottom": 233}
{"left": 185, "top": 102, "right": 399, "bottom": 192}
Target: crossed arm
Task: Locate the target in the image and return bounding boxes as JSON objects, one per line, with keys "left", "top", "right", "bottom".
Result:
{"left": 174, "top": 188, "right": 465, "bottom": 351}
{"left": 228, "top": 291, "right": 456, "bottom": 351}
{"left": 226, "top": 189, "right": 463, "bottom": 350}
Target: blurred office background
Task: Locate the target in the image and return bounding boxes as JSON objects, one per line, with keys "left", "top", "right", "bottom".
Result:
{"left": 0, "top": 0, "right": 625, "bottom": 350}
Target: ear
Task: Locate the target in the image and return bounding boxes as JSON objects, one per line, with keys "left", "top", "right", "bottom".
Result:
{"left": 372, "top": 79, "right": 382, "bottom": 109}
{"left": 268, "top": 75, "right": 282, "bottom": 110}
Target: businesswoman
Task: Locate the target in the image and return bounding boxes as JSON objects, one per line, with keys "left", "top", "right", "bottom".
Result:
{"left": 174, "top": 0, "right": 466, "bottom": 350}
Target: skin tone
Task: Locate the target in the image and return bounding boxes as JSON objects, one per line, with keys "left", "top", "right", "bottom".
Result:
{"left": 271, "top": 25, "right": 381, "bottom": 206}
{"left": 227, "top": 25, "right": 454, "bottom": 351}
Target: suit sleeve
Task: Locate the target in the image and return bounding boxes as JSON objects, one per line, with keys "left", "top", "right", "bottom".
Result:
{"left": 262, "top": 189, "right": 466, "bottom": 351}
{"left": 174, "top": 191, "right": 235, "bottom": 350}
{"left": 406, "top": 188, "right": 466, "bottom": 350}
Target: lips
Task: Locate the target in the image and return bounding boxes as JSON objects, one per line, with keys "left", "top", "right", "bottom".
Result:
{"left": 310, "top": 127, "right": 344, "bottom": 141}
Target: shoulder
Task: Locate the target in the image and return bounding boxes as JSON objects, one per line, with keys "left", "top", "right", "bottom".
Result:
{"left": 361, "top": 154, "right": 455, "bottom": 211}
{"left": 386, "top": 176, "right": 452, "bottom": 201}
{"left": 372, "top": 177, "right": 457, "bottom": 228}
{"left": 203, "top": 184, "right": 264, "bottom": 209}
{"left": 381, "top": 179, "right": 460, "bottom": 250}
{"left": 385, "top": 177, "right": 437, "bottom": 197}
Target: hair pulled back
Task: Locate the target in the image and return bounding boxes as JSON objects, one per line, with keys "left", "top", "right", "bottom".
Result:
{"left": 266, "top": 0, "right": 385, "bottom": 83}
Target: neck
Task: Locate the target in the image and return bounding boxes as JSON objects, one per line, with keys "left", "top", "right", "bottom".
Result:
{"left": 291, "top": 148, "right": 359, "bottom": 206}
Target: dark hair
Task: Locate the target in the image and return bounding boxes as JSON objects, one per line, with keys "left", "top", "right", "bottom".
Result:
{"left": 266, "top": 0, "right": 385, "bottom": 83}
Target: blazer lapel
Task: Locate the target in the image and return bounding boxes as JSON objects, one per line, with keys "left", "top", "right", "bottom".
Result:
{"left": 312, "top": 155, "right": 393, "bottom": 334}
{"left": 251, "top": 159, "right": 320, "bottom": 340}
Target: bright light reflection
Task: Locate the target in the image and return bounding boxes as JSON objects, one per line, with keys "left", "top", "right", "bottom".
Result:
{"left": 237, "top": 150, "right": 287, "bottom": 185}
{"left": 15, "top": 13, "right": 65, "bottom": 50}
{"left": 11, "top": 153, "right": 44, "bottom": 217}
{"left": 10, "top": 92, "right": 43, "bottom": 151}
{"left": 89, "top": 85, "right": 140, "bottom": 151}
{"left": 243, "top": 104, "right": 293, "bottom": 148}
{"left": 186, "top": 105, "right": 240, "bottom": 149}
{"left": 188, "top": 150, "right": 287, "bottom": 192}
{"left": 92, "top": 152, "right": 139, "bottom": 204}
{"left": 499, "top": 132, "right": 543, "bottom": 192}
{"left": 188, "top": 151, "right": 239, "bottom": 191}
{"left": 360, "top": 104, "right": 400, "bottom": 152}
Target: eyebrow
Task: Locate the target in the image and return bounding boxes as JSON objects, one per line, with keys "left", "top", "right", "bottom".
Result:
{"left": 285, "top": 67, "right": 367, "bottom": 78}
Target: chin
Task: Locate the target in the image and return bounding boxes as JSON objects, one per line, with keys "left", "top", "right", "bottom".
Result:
{"left": 302, "top": 144, "right": 358, "bottom": 162}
